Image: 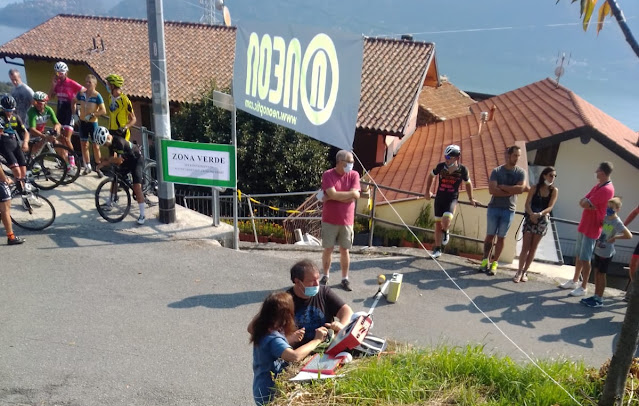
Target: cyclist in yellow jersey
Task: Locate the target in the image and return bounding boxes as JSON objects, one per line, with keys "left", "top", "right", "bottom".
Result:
{"left": 105, "top": 74, "right": 136, "bottom": 141}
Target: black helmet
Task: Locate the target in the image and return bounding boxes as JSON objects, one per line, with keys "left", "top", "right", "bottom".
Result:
{"left": 1, "top": 94, "right": 16, "bottom": 111}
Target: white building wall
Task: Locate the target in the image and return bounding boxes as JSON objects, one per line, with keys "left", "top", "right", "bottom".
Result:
{"left": 550, "top": 137, "right": 639, "bottom": 264}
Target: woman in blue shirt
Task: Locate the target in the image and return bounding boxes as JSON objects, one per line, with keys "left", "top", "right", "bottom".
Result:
{"left": 250, "top": 291, "right": 328, "bottom": 405}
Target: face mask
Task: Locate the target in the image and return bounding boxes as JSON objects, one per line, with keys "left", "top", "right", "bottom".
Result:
{"left": 606, "top": 207, "right": 615, "bottom": 216}
{"left": 544, "top": 180, "right": 553, "bottom": 186}
{"left": 344, "top": 163, "right": 354, "bottom": 173}
{"left": 304, "top": 285, "right": 319, "bottom": 297}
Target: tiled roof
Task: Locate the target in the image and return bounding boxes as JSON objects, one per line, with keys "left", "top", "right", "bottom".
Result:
{"left": 418, "top": 80, "right": 475, "bottom": 121}
{"left": 0, "top": 15, "right": 436, "bottom": 134}
{"left": 369, "top": 78, "right": 639, "bottom": 203}
{"left": 0, "top": 14, "right": 236, "bottom": 102}
{"left": 357, "top": 37, "right": 435, "bottom": 134}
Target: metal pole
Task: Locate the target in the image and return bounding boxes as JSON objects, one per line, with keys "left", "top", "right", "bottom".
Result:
{"left": 232, "top": 105, "right": 239, "bottom": 250}
{"left": 368, "top": 187, "right": 377, "bottom": 247}
{"left": 247, "top": 196, "right": 258, "bottom": 244}
{"left": 211, "top": 187, "right": 219, "bottom": 226}
{"left": 146, "top": 0, "right": 175, "bottom": 223}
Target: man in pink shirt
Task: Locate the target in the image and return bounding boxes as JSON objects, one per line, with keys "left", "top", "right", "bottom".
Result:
{"left": 320, "top": 150, "right": 360, "bottom": 291}
{"left": 560, "top": 162, "right": 615, "bottom": 297}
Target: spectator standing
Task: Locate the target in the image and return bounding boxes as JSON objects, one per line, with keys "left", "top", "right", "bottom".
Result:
{"left": 48, "top": 61, "right": 85, "bottom": 169}
{"left": 8, "top": 69, "right": 33, "bottom": 124}
{"left": 513, "top": 167, "right": 559, "bottom": 283}
{"left": 105, "top": 74, "right": 136, "bottom": 141}
{"left": 320, "top": 150, "right": 360, "bottom": 291}
{"left": 580, "top": 197, "right": 632, "bottom": 307}
{"left": 559, "top": 162, "right": 615, "bottom": 296}
{"left": 424, "top": 144, "right": 478, "bottom": 258}
{"left": 75, "top": 74, "right": 106, "bottom": 175}
{"left": 623, "top": 204, "right": 639, "bottom": 301}
{"left": 0, "top": 167, "right": 25, "bottom": 245}
{"left": 479, "top": 146, "right": 527, "bottom": 276}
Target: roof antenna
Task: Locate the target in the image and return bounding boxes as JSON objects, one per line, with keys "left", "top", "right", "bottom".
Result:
{"left": 554, "top": 51, "right": 571, "bottom": 88}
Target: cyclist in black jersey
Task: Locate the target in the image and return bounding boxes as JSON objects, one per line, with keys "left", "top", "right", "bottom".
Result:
{"left": 424, "top": 144, "right": 479, "bottom": 258}
{"left": 93, "top": 126, "right": 146, "bottom": 225}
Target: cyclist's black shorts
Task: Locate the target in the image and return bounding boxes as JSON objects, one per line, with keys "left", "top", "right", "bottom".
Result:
{"left": 119, "top": 156, "right": 144, "bottom": 185}
{"left": 57, "top": 102, "right": 74, "bottom": 128}
{"left": 434, "top": 197, "right": 458, "bottom": 219}
{"left": 0, "top": 181, "right": 10, "bottom": 202}
{"left": 0, "top": 134, "right": 27, "bottom": 168}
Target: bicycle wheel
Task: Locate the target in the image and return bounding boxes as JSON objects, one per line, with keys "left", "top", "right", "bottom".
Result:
{"left": 10, "top": 191, "right": 56, "bottom": 230}
{"left": 142, "top": 162, "right": 159, "bottom": 206}
{"left": 28, "top": 152, "right": 68, "bottom": 190}
{"left": 51, "top": 144, "right": 81, "bottom": 185}
{"left": 95, "top": 177, "right": 131, "bottom": 222}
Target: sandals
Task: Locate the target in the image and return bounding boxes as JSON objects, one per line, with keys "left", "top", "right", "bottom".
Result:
{"left": 513, "top": 271, "right": 528, "bottom": 283}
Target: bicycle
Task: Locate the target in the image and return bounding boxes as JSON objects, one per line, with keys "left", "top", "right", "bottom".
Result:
{"left": 94, "top": 162, "right": 158, "bottom": 223}
{"left": 0, "top": 143, "right": 67, "bottom": 192}
{"left": 27, "top": 130, "right": 80, "bottom": 186}
{"left": 8, "top": 181, "right": 56, "bottom": 230}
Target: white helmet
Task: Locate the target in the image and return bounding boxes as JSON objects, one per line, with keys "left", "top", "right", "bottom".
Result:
{"left": 93, "top": 126, "right": 110, "bottom": 146}
{"left": 54, "top": 61, "right": 68, "bottom": 73}
{"left": 444, "top": 144, "right": 461, "bottom": 157}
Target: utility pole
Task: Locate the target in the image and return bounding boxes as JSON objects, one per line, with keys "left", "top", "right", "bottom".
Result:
{"left": 146, "top": 0, "right": 175, "bottom": 223}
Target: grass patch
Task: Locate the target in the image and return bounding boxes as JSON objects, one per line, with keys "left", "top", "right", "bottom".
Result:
{"left": 271, "top": 343, "right": 612, "bottom": 405}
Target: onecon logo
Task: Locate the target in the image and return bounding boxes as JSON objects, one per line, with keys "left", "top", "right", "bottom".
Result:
{"left": 244, "top": 32, "right": 339, "bottom": 126}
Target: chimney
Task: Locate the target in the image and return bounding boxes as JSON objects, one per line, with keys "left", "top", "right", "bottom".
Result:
{"left": 92, "top": 37, "right": 97, "bottom": 49}
{"left": 100, "top": 36, "right": 105, "bottom": 51}
{"left": 488, "top": 105, "right": 496, "bottom": 121}
{"left": 400, "top": 34, "right": 413, "bottom": 41}
{"left": 476, "top": 111, "right": 489, "bottom": 137}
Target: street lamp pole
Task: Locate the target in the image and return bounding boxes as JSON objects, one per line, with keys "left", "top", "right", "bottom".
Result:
{"left": 146, "top": 0, "right": 175, "bottom": 223}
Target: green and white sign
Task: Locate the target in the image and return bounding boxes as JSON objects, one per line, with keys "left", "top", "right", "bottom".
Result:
{"left": 160, "top": 139, "right": 236, "bottom": 187}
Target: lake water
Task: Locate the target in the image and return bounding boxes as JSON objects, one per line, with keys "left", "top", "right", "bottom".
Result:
{"left": 0, "top": 24, "right": 29, "bottom": 79}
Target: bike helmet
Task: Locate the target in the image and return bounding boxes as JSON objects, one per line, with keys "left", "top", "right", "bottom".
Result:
{"left": 1, "top": 94, "right": 16, "bottom": 111}
{"left": 33, "top": 91, "right": 49, "bottom": 102}
{"left": 93, "top": 126, "right": 110, "bottom": 146}
{"left": 105, "top": 74, "right": 124, "bottom": 88}
{"left": 54, "top": 61, "right": 69, "bottom": 73}
{"left": 444, "top": 144, "right": 461, "bottom": 158}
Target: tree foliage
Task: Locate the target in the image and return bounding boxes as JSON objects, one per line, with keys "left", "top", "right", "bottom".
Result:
{"left": 170, "top": 85, "right": 332, "bottom": 197}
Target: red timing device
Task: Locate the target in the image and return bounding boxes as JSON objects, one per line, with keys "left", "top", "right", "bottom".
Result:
{"left": 325, "top": 315, "right": 372, "bottom": 356}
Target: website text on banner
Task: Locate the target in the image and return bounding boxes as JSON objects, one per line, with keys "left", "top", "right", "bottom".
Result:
{"left": 160, "top": 139, "right": 236, "bottom": 188}
{"left": 233, "top": 22, "right": 364, "bottom": 150}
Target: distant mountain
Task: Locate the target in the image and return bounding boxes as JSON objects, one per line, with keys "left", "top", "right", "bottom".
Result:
{"left": 0, "top": 0, "right": 111, "bottom": 28}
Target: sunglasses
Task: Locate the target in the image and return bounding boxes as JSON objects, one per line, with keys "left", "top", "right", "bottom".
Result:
{"left": 444, "top": 154, "right": 459, "bottom": 160}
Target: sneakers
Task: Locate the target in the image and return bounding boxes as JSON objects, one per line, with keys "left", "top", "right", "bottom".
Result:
{"left": 486, "top": 261, "right": 498, "bottom": 276}
{"left": 569, "top": 286, "right": 587, "bottom": 297}
{"left": 26, "top": 193, "right": 43, "bottom": 207}
{"left": 431, "top": 247, "right": 442, "bottom": 259}
{"left": 478, "top": 259, "right": 489, "bottom": 273}
{"left": 31, "top": 162, "right": 42, "bottom": 173}
{"left": 7, "top": 236, "right": 25, "bottom": 245}
{"left": 320, "top": 275, "right": 329, "bottom": 286}
{"left": 559, "top": 280, "right": 578, "bottom": 290}
{"left": 137, "top": 215, "right": 145, "bottom": 225}
{"left": 442, "top": 230, "right": 450, "bottom": 246}
{"left": 96, "top": 168, "right": 104, "bottom": 178}
{"left": 580, "top": 296, "right": 603, "bottom": 308}
{"left": 82, "top": 166, "right": 92, "bottom": 175}
{"left": 341, "top": 279, "right": 352, "bottom": 292}
{"left": 102, "top": 200, "right": 113, "bottom": 212}
{"left": 520, "top": 273, "right": 528, "bottom": 282}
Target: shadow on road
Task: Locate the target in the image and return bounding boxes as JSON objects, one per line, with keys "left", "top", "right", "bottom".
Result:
{"left": 168, "top": 288, "right": 289, "bottom": 309}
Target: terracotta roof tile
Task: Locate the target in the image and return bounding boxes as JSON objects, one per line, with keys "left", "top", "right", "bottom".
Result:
{"left": 0, "top": 14, "right": 237, "bottom": 102}
{"left": 418, "top": 80, "right": 475, "bottom": 120}
{"left": 0, "top": 15, "right": 435, "bottom": 135}
{"left": 369, "top": 78, "right": 639, "bottom": 203}
{"left": 358, "top": 37, "right": 435, "bottom": 134}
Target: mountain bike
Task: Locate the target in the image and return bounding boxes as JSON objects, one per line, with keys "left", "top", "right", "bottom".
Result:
{"left": 9, "top": 182, "right": 56, "bottom": 230}
{"left": 94, "top": 162, "right": 158, "bottom": 223}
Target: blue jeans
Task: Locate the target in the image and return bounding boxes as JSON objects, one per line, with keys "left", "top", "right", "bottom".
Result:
{"left": 575, "top": 232, "right": 596, "bottom": 262}
{"left": 486, "top": 207, "right": 515, "bottom": 238}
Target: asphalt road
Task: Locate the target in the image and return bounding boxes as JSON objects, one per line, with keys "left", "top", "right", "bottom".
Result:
{"left": 0, "top": 177, "right": 632, "bottom": 405}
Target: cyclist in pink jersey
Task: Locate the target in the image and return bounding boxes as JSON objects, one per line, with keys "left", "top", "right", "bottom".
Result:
{"left": 48, "top": 62, "right": 85, "bottom": 169}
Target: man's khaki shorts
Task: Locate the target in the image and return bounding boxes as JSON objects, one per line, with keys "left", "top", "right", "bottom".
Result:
{"left": 321, "top": 223, "right": 354, "bottom": 249}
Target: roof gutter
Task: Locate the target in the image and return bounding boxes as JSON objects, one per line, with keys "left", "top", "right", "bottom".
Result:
{"left": 3, "top": 57, "right": 24, "bottom": 67}
{"left": 399, "top": 45, "right": 435, "bottom": 137}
